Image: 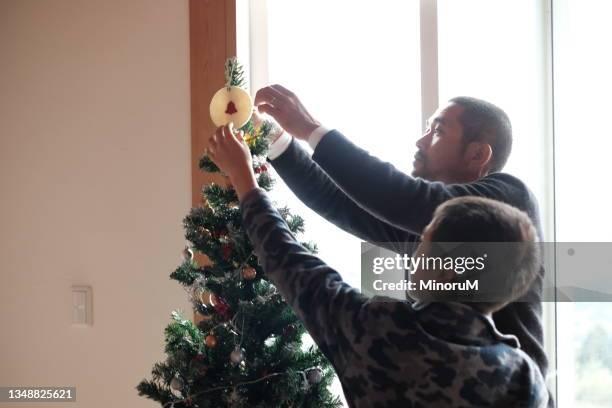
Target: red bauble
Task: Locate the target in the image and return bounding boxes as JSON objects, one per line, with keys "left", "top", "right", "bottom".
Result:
{"left": 254, "top": 164, "right": 268, "bottom": 174}
{"left": 221, "top": 243, "right": 233, "bottom": 260}
{"left": 242, "top": 267, "right": 257, "bottom": 280}
{"left": 205, "top": 334, "right": 218, "bottom": 348}
{"left": 212, "top": 229, "right": 228, "bottom": 239}
{"left": 214, "top": 296, "right": 233, "bottom": 320}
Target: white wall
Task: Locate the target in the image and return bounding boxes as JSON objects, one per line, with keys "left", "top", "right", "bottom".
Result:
{"left": 0, "top": 1, "right": 192, "bottom": 406}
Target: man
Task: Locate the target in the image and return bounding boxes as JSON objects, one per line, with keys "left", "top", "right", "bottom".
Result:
{"left": 253, "top": 84, "right": 550, "bottom": 399}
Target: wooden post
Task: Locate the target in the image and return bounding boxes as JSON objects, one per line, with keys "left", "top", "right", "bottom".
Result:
{"left": 189, "top": 0, "right": 236, "bottom": 321}
{"left": 189, "top": 0, "right": 236, "bottom": 203}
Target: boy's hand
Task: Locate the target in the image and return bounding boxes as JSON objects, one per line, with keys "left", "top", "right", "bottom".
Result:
{"left": 207, "top": 124, "right": 257, "bottom": 200}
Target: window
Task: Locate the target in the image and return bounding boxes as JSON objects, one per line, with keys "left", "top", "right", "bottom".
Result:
{"left": 553, "top": 1, "right": 612, "bottom": 406}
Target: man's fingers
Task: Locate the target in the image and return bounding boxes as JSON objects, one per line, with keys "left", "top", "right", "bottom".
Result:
{"left": 270, "top": 84, "right": 294, "bottom": 98}
{"left": 257, "top": 103, "right": 281, "bottom": 118}
{"left": 251, "top": 108, "right": 264, "bottom": 126}
{"left": 254, "top": 86, "right": 283, "bottom": 107}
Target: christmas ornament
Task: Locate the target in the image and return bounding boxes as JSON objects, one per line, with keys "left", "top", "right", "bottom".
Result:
{"left": 221, "top": 243, "right": 233, "bottom": 260}
{"left": 192, "top": 353, "right": 206, "bottom": 363}
{"left": 283, "top": 324, "right": 297, "bottom": 339}
{"left": 205, "top": 334, "right": 218, "bottom": 348}
{"left": 196, "top": 364, "right": 208, "bottom": 376}
{"left": 306, "top": 367, "right": 323, "bottom": 384}
{"left": 182, "top": 246, "right": 194, "bottom": 262}
{"left": 241, "top": 266, "right": 257, "bottom": 280}
{"left": 230, "top": 346, "right": 245, "bottom": 365}
{"left": 191, "top": 354, "right": 209, "bottom": 376}
{"left": 254, "top": 164, "right": 268, "bottom": 174}
{"left": 212, "top": 228, "right": 228, "bottom": 239}
{"left": 170, "top": 375, "right": 184, "bottom": 391}
{"left": 199, "top": 291, "right": 217, "bottom": 307}
{"left": 210, "top": 86, "right": 253, "bottom": 129}
{"left": 198, "top": 226, "right": 212, "bottom": 240}
{"left": 214, "top": 296, "right": 233, "bottom": 320}
{"left": 227, "top": 388, "right": 241, "bottom": 404}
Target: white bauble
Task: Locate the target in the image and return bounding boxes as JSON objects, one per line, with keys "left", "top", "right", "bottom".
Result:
{"left": 230, "top": 346, "right": 245, "bottom": 365}
{"left": 209, "top": 86, "right": 253, "bottom": 128}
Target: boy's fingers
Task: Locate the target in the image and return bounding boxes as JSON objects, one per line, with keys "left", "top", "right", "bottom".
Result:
{"left": 222, "top": 124, "right": 235, "bottom": 142}
{"left": 233, "top": 130, "right": 244, "bottom": 142}
{"left": 208, "top": 136, "right": 217, "bottom": 150}
{"left": 214, "top": 126, "right": 225, "bottom": 139}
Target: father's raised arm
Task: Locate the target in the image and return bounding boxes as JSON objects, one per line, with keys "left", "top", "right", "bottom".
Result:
{"left": 268, "top": 136, "right": 419, "bottom": 255}
{"left": 311, "top": 130, "right": 531, "bottom": 235}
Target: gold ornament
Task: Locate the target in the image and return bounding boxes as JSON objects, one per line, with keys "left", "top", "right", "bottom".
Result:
{"left": 241, "top": 267, "right": 257, "bottom": 281}
{"left": 198, "top": 226, "right": 212, "bottom": 239}
{"left": 205, "top": 334, "right": 218, "bottom": 348}
{"left": 200, "top": 291, "right": 217, "bottom": 307}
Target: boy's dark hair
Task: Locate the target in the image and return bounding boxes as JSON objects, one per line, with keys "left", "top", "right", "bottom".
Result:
{"left": 426, "top": 196, "right": 539, "bottom": 313}
{"left": 449, "top": 96, "right": 513, "bottom": 173}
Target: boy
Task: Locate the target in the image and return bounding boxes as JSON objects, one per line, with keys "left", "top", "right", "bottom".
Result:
{"left": 207, "top": 124, "right": 548, "bottom": 407}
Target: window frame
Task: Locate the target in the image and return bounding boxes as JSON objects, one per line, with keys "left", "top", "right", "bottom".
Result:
{"left": 235, "top": 0, "right": 559, "bottom": 403}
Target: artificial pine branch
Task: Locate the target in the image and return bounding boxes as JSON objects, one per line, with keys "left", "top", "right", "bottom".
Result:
{"left": 225, "top": 57, "right": 246, "bottom": 88}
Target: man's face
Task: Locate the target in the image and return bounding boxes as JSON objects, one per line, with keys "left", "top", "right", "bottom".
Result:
{"left": 412, "top": 102, "right": 468, "bottom": 182}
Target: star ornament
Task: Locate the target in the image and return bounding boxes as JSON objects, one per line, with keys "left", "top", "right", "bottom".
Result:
{"left": 209, "top": 86, "right": 253, "bottom": 129}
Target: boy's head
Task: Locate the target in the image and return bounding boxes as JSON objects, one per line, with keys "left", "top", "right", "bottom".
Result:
{"left": 410, "top": 196, "right": 540, "bottom": 313}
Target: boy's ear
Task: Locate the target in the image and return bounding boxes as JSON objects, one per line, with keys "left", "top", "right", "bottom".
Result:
{"left": 465, "top": 142, "right": 493, "bottom": 171}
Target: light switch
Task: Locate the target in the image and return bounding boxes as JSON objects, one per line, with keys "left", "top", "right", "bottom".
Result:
{"left": 71, "top": 286, "right": 92, "bottom": 326}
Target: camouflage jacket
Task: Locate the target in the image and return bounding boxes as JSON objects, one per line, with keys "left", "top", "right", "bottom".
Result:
{"left": 240, "top": 188, "right": 549, "bottom": 408}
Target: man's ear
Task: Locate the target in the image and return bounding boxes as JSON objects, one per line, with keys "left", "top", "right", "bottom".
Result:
{"left": 465, "top": 142, "right": 493, "bottom": 172}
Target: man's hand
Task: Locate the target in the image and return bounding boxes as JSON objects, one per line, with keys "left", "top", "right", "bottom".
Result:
{"left": 207, "top": 124, "right": 258, "bottom": 200}
{"left": 255, "top": 84, "right": 321, "bottom": 141}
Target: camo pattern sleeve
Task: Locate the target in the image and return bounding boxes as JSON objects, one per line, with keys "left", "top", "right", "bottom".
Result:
{"left": 240, "top": 187, "right": 373, "bottom": 375}
{"left": 239, "top": 187, "right": 549, "bottom": 408}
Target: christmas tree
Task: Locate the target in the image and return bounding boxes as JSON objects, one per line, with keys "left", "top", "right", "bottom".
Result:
{"left": 136, "top": 58, "right": 342, "bottom": 408}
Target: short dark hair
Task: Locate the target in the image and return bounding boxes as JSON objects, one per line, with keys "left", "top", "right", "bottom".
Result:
{"left": 449, "top": 96, "right": 513, "bottom": 173}
{"left": 426, "top": 196, "right": 539, "bottom": 313}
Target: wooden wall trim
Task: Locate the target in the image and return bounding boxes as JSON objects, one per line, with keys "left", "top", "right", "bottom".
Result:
{"left": 189, "top": 0, "right": 236, "bottom": 206}
{"left": 189, "top": 0, "right": 236, "bottom": 321}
